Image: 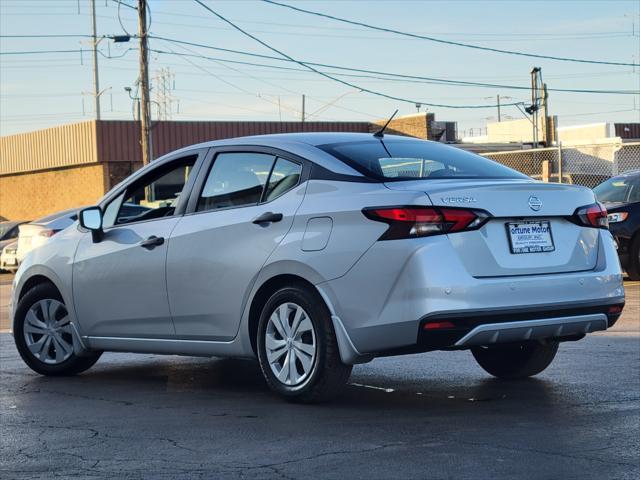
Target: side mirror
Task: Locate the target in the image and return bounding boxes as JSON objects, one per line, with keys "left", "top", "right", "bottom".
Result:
{"left": 79, "top": 206, "right": 103, "bottom": 242}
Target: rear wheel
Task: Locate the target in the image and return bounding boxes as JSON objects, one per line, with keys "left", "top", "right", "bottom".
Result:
{"left": 257, "top": 285, "right": 352, "bottom": 403}
{"left": 14, "top": 283, "right": 101, "bottom": 376}
{"left": 471, "top": 341, "right": 559, "bottom": 379}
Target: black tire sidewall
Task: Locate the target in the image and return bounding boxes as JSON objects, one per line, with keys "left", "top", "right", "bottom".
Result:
{"left": 257, "top": 286, "right": 329, "bottom": 398}
{"left": 14, "top": 283, "right": 99, "bottom": 376}
{"left": 472, "top": 341, "right": 559, "bottom": 379}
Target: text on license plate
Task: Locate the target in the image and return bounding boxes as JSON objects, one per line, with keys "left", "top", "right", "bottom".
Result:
{"left": 506, "top": 221, "right": 555, "bottom": 254}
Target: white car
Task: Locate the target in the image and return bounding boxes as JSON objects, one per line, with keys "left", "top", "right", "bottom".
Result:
{"left": 1, "top": 241, "right": 19, "bottom": 273}
{"left": 16, "top": 209, "right": 80, "bottom": 263}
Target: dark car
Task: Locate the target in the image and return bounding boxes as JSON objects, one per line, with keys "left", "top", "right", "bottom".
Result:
{"left": 594, "top": 170, "right": 640, "bottom": 280}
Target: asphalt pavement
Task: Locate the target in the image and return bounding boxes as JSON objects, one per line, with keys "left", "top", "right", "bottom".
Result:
{"left": 0, "top": 272, "right": 638, "bottom": 479}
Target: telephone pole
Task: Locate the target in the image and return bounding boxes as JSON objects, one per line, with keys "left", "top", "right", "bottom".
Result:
{"left": 138, "top": 0, "right": 151, "bottom": 165}
{"left": 301, "top": 94, "right": 306, "bottom": 123}
{"left": 90, "top": 0, "right": 100, "bottom": 120}
{"left": 496, "top": 94, "right": 501, "bottom": 122}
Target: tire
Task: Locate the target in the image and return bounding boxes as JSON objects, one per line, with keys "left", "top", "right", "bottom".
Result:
{"left": 14, "top": 283, "right": 101, "bottom": 376}
{"left": 626, "top": 235, "right": 640, "bottom": 281}
{"left": 471, "top": 341, "right": 559, "bottom": 379}
{"left": 257, "top": 284, "right": 352, "bottom": 403}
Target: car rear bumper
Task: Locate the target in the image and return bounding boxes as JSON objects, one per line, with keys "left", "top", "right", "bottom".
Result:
{"left": 319, "top": 230, "right": 625, "bottom": 357}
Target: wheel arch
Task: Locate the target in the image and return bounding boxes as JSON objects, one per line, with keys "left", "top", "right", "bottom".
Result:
{"left": 245, "top": 269, "right": 370, "bottom": 365}
{"left": 18, "top": 274, "right": 60, "bottom": 301}
{"left": 247, "top": 273, "right": 318, "bottom": 357}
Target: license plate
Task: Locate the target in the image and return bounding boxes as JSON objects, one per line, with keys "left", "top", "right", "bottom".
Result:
{"left": 506, "top": 221, "right": 555, "bottom": 254}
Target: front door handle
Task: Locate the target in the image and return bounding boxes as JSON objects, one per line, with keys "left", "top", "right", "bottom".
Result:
{"left": 252, "top": 212, "right": 283, "bottom": 225}
{"left": 140, "top": 235, "right": 165, "bottom": 250}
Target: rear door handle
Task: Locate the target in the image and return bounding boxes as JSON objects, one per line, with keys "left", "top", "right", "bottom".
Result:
{"left": 140, "top": 235, "right": 165, "bottom": 250}
{"left": 252, "top": 212, "right": 283, "bottom": 225}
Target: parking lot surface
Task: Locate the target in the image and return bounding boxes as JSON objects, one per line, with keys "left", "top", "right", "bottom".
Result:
{"left": 0, "top": 273, "right": 638, "bottom": 479}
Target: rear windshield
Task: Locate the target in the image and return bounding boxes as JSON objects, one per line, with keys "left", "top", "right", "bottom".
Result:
{"left": 318, "top": 139, "right": 527, "bottom": 181}
{"left": 593, "top": 174, "right": 640, "bottom": 204}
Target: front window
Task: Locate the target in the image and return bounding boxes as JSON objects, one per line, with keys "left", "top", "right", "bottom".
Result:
{"left": 318, "top": 139, "right": 526, "bottom": 181}
{"left": 594, "top": 175, "right": 640, "bottom": 204}
{"left": 103, "top": 155, "right": 197, "bottom": 228}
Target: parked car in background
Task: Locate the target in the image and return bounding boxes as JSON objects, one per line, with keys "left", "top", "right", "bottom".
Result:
{"left": 16, "top": 208, "right": 80, "bottom": 263}
{"left": 16, "top": 204, "right": 150, "bottom": 264}
{"left": 0, "top": 220, "right": 28, "bottom": 253}
{"left": 1, "top": 241, "right": 19, "bottom": 273}
{"left": 594, "top": 170, "right": 640, "bottom": 280}
{"left": 11, "top": 133, "right": 625, "bottom": 402}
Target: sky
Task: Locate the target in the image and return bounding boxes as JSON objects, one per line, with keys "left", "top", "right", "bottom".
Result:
{"left": 1, "top": 0, "right": 639, "bottom": 136}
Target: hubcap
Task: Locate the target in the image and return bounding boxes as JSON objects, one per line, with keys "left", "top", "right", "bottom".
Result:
{"left": 265, "top": 302, "right": 316, "bottom": 386}
{"left": 23, "top": 299, "right": 73, "bottom": 365}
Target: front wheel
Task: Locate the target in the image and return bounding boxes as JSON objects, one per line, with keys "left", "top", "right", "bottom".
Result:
{"left": 257, "top": 285, "right": 352, "bottom": 403}
{"left": 471, "top": 341, "right": 559, "bottom": 379}
{"left": 14, "top": 283, "right": 102, "bottom": 376}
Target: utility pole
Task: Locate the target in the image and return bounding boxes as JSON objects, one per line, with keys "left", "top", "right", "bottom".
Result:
{"left": 497, "top": 94, "right": 501, "bottom": 122}
{"left": 90, "top": 0, "right": 100, "bottom": 120}
{"left": 138, "top": 0, "right": 152, "bottom": 165}
{"left": 301, "top": 94, "right": 306, "bottom": 123}
{"left": 543, "top": 83, "right": 552, "bottom": 146}
{"left": 529, "top": 67, "right": 542, "bottom": 148}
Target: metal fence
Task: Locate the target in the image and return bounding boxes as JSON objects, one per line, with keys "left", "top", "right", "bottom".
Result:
{"left": 480, "top": 142, "right": 640, "bottom": 188}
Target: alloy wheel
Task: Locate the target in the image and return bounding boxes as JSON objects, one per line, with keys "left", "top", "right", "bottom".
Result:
{"left": 265, "top": 302, "right": 317, "bottom": 386}
{"left": 23, "top": 299, "right": 74, "bottom": 365}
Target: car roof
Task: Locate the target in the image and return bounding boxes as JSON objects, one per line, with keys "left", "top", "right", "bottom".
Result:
{"left": 202, "top": 132, "right": 417, "bottom": 148}
{"left": 156, "top": 132, "right": 429, "bottom": 178}
{"left": 612, "top": 169, "right": 640, "bottom": 179}
{"left": 0, "top": 220, "right": 23, "bottom": 228}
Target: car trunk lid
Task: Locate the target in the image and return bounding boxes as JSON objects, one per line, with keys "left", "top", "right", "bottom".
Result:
{"left": 385, "top": 179, "right": 600, "bottom": 277}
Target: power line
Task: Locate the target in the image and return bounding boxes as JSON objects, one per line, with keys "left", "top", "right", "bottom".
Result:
{"left": 0, "top": 34, "right": 93, "bottom": 38}
{"left": 150, "top": 36, "right": 639, "bottom": 96}
{"left": 0, "top": 49, "right": 85, "bottom": 55}
{"left": 262, "top": 0, "right": 640, "bottom": 67}
{"left": 192, "top": 0, "right": 524, "bottom": 110}
{"left": 2, "top": 41, "right": 637, "bottom": 97}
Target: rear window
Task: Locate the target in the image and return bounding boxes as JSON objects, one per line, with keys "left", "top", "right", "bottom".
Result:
{"left": 318, "top": 139, "right": 526, "bottom": 181}
{"left": 593, "top": 175, "right": 640, "bottom": 204}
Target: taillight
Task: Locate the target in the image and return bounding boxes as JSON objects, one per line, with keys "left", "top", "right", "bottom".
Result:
{"left": 363, "top": 206, "right": 491, "bottom": 240}
{"left": 38, "top": 229, "right": 60, "bottom": 238}
{"left": 573, "top": 203, "right": 608, "bottom": 229}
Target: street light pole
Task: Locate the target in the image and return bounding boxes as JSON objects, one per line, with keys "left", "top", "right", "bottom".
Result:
{"left": 138, "top": 0, "right": 151, "bottom": 166}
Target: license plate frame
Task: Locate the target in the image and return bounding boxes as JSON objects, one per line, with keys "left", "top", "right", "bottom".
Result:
{"left": 506, "top": 220, "right": 555, "bottom": 254}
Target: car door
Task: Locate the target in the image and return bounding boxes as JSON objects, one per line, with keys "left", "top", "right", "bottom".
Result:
{"left": 72, "top": 151, "right": 204, "bottom": 338}
{"left": 166, "top": 149, "right": 307, "bottom": 340}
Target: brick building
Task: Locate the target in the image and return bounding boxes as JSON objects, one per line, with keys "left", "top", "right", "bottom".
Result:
{"left": 0, "top": 113, "right": 456, "bottom": 220}
{"left": 0, "top": 120, "right": 371, "bottom": 220}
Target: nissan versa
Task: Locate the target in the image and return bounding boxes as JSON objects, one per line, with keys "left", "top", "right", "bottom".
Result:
{"left": 11, "top": 133, "right": 625, "bottom": 402}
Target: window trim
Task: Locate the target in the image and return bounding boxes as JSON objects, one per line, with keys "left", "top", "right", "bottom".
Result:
{"left": 260, "top": 156, "right": 303, "bottom": 204}
{"left": 98, "top": 148, "right": 208, "bottom": 231}
{"left": 184, "top": 145, "right": 309, "bottom": 216}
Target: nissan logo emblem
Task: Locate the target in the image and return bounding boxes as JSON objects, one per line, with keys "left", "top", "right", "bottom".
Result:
{"left": 528, "top": 196, "right": 542, "bottom": 211}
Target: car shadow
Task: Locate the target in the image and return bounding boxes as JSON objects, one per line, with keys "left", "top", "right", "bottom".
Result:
{"left": 22, "top": 354, "right": 566, "bottom": 416}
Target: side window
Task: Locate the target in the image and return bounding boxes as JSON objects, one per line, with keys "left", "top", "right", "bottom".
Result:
{"left": 264, "top": 158, "right": 302, "bottom": 202}
{"left": 104, "top": 155, "right": 197, "bottom": 227}
{"left": 628, "top": 178, "right": 640, "bottom": 203}
{"left": 197, "top": 153, "right": 275, "bottom": 212}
